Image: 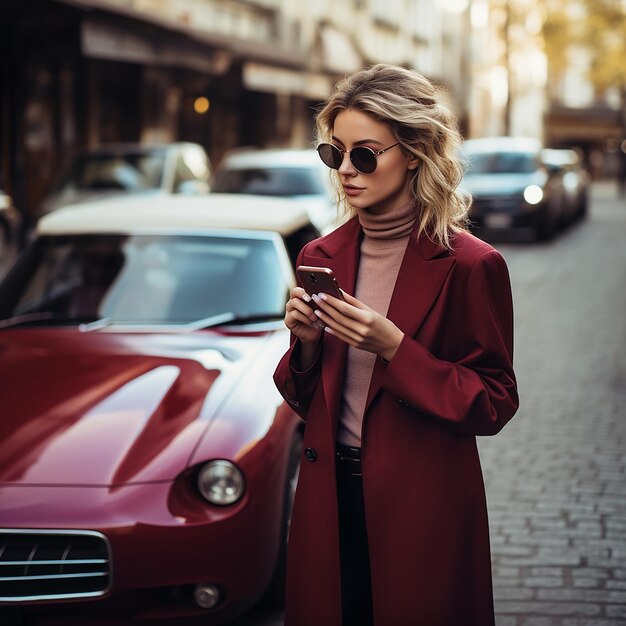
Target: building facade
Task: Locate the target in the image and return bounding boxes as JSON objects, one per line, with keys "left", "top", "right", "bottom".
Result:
{"left": 0, "top": 0, "right": 476, "bottom": 221}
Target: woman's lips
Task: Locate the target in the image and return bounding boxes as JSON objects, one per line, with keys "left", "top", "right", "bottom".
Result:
{"left": 343, "top": 184, "right": 364, "bottom": 197}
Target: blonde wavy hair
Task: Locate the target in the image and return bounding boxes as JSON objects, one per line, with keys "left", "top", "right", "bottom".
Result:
{"left": 316, "top": 64, "right": 470, "bottom": 250}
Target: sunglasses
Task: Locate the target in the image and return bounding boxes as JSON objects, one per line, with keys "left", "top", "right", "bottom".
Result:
{"left": 316, "top": 142, "right": 400, "bottom": 174}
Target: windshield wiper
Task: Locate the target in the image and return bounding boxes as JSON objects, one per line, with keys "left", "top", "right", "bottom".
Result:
{"left": 0, "top": 312, "right": 64, "bottom": 329}
{"left": 0, "top": 312, "right": 106, "bottom": 330}
{"left": 184, "top": 312, "right": 238, "bottom": 331}
{"left": 78, "top": 317, "right": 112, "bottom": 332}
{"left": 188, "top": 312, "right": 284, "bottom": 331}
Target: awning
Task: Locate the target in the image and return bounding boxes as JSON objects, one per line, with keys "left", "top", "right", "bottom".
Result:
{"left": 243, "top": 62, "right": 333, "bottom": 99}
{"left": 545, "top": 106, "right": 620, "bottom": 142}
{"left": 81, "top": 16, "right": 232, "bottom": 74}
{"left": 56, "top": 0, "right": 307, "bottom": 72}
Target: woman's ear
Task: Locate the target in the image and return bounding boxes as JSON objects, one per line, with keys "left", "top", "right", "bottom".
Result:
{"left": 407, "top": 155, "right": 420, "bottom": 171}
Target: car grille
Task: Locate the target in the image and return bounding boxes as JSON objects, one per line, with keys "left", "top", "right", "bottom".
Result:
{"left": 0, "top": 529, "right": 111, "bottom": 602}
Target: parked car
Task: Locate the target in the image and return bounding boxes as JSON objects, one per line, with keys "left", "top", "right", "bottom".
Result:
{"left": 541, "top": 148, "right": 590, "bottom": 225}
{"left": 35, "top": 142, "right": 212, "bottom": 223}
{"left": 0, "top": 194, "right": 320, "bottom": 624}
{"left": 213, "top": 148, "right": 337, "bottom": 234}
{"left": 461, "top": 137, "right": 561, "bottom": 240}
{"left": 0, "top": 187, "right": 22, "bottom": 250}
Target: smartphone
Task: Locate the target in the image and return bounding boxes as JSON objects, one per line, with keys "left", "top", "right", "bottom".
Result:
{"left": 296, "top": 266, "right": 345, "bottom": 300}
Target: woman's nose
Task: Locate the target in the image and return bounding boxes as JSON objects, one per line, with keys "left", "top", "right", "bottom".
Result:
{"left": 337, "top": 150, "right": 357, "bottom": 175}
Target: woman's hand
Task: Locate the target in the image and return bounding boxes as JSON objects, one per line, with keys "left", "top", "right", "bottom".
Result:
{"left": 284, "top": 287, "right": 323, "bottom": 344}
{"left": 311, "top": 291, "right": 404, "bottom": 362}
{"left": 284, "top": 287, "right": 323, "bottom": 371}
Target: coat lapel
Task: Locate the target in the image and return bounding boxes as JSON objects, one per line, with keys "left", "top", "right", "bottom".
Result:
{"left": 364, "top": 231, "right": 456, "bottom": 412}
{"left": 303, "top": 219, "right": 362, "bottom": 433}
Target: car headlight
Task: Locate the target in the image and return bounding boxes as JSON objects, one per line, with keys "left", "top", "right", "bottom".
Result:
{"left": 197, "top": 460, "right": 245, "bottom": 506}
{"left": 523, "top": 184, "right": 544, "bottom": 205}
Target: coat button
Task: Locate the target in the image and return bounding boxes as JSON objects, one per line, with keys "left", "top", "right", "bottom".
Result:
{"left": 304, "top": 447, "right": 317, "bottom": 462}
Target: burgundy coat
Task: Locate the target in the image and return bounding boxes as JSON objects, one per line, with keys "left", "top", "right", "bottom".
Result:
{"left": 273, "top": 217, "right": 518, "bottom": 626}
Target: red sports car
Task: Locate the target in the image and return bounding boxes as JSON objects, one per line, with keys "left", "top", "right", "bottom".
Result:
{"left": 0, "top": 195, "right": 320, "bottom": 624}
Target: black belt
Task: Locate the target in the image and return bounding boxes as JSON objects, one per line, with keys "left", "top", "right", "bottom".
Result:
{"left": 336, "top": 444, "right": 362, "bottom": 476}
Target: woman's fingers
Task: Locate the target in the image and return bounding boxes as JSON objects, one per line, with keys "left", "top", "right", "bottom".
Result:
{"left": 312, "top": 292, "right": 371, "bottom": 326}
{"left": 314, "top": 292, "right": 370, "bottom": 321}
{"left": 287, "top": 290, "right": 318, "bottom": 323}
{"left": 310, "top": 291, "right": 402, "bottom": 358}
{"left": 339, "top": 290, "right": 367, "bottom": 309}
{"left": 311, "top": 297, "right": 373, "bottom": 346}
{"left": 281, "top": 287, "right": 323, "bottom": 342}
{"left": 313, "top": 306, "right": 367, "bottom": 341}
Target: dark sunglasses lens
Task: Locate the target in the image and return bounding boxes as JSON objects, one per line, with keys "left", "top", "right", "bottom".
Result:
{"left": 317, "top": 144, "right": 343, "bottom": 170}
{"left": 351, "top": 147, "right": 377, "bottom": 173}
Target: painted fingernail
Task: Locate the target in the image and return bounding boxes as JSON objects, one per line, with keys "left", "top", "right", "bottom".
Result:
{"left": 318, "top": 293, "right": 328, "bottom": 301}
{"left": 314, "top": 309, "right": 322, "bottom": 317}
{"left": 311, "top": 294, "right": 320, "bottom": 302}
{"left": 302, "top": 293, "right": 311, "bottom": 302}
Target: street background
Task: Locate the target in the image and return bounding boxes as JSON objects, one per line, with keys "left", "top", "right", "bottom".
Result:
{"left": 1, "top": 0, "right": 625, "bottom": 624}
{"left": 1, "top": 0, "right": 625, "bottom": 225}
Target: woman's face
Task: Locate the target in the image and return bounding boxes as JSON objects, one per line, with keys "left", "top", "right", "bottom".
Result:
{"left": 331, "top": 108, "right": 419, "bottom": 214}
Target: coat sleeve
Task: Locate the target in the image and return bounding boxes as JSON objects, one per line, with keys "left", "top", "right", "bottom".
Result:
{"left": 273, "top": 338, "right": 322, "bottom": 421}
{"left": 273, "top": 245, "right": 323, "bottom": 421}
{"left": 381, "top": 249, "right": 518, "bottom": 436}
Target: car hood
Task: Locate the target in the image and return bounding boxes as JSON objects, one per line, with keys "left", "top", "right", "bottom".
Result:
{"left": 0, "top": 328, "right": 282, "bottom": 486}
{"left": 461, "top": 171, "right": 546, "bottom": 197}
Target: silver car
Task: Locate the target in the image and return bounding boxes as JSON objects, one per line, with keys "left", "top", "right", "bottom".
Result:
{"left": 213, "top": 148, "right": 337, "bottom": 234}
{"left": 541, "top": 148, "right": 590, "bottom": 226}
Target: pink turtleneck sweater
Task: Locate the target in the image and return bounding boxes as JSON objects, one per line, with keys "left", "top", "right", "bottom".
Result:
{"left": 336, "top": 200, "right": 416, "bottom": 447}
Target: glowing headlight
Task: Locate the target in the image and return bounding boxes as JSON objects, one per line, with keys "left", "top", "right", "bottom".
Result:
{"left": 197, "top": 460, "right": 245, "bottom": 505}
{"left": 523, "top": 184, "right": 544, "bottom": 205}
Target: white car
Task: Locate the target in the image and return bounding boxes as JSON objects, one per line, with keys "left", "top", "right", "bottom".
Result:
{"left": 36, "top": 142, "right": 213, "bottom": 222}
{"left": 213, "top": 148, "right": 338, "bottom": 234}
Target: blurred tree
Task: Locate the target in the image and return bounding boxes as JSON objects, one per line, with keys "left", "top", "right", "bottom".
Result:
{"left": 543, "top": 0, "right": 626, "bottom": 177}
{"left": 543, "top": 0, "right": 626, "bottom": 102}
{"left": 581, "top": 0, "right": 626, "bottom": 100}
{"left": 541, "top": 1, "right": 573, "bottom": 100}
{"left": 494, "top": 0, "right": 545, "bottom": 134}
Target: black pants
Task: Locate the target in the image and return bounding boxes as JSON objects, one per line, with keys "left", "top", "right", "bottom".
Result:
{"left": 336, "top": 461, "right": 374, "bottom": 626}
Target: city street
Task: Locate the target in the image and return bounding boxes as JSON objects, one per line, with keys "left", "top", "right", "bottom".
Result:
{"left": 0, "top": 181, "right": 624, "bottom": 626}
{"left": 482, "top": 181, "right": 626, "bottom": 626}
{"left": 233, "top": 181, "right": 626, "bottom": 626}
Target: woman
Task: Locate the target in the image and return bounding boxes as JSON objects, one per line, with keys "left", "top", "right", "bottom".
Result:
{"left": 273, "top": 64, "right": 518, "bottom": 626}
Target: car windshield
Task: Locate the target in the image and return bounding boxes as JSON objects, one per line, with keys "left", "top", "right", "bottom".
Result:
{"left": 0, "top": 234, "right": 290, "bottom": 326}
{"left": 466, "top": 151, "right": 537, "bottom": 175}
{"left": 56, "top": 151, "right": 167, "bottom": 192}
{"left": 213, "top": 167, "right": 326, "bottom": 196}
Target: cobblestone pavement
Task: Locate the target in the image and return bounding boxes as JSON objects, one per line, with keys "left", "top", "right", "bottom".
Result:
{"left": 479, "top": 181, "right": 626, "bottom": 626}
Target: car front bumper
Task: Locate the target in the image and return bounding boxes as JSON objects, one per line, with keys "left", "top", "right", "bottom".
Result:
{"left": 0, "top": 472, "right": 284, "bottom": 623}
